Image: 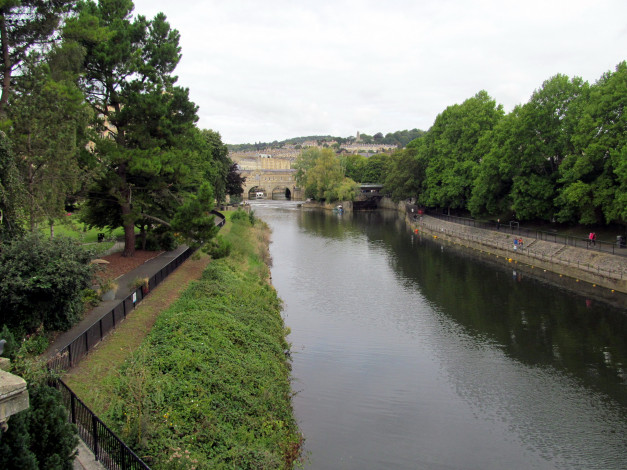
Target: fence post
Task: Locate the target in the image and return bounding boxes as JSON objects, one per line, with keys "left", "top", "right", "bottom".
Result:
{"left": 99, "top": 318, "right": 103, "bottom": 341}
{"left": 70, "top": 392, "right": 76, "bottom": 424}
{"left": 92, "top": 414, "right": 99, "bottom": 461}
{"left": 84, "top": 331, "right": 89, "bottom": 354}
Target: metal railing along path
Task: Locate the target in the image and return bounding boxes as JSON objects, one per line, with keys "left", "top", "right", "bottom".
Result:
{"left": 48, "top": 246, "right": 195, "bottom": 372}
{"left": 418, "top": 221, "right": 625, "bottom": 281}
{"left": 427, "top": 213, "right": 627, "bottom": 257}
{"left": 56, "top": 379, "right": 150, "bottom": 470}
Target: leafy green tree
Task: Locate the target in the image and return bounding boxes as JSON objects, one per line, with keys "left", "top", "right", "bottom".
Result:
{"left": 340, "top": 153, "right": 366, "bottom": 182}
{"left": 421, "top": 90, "right": 503, "bottom": 213}
{"left": 383, "top": 141, "right": 427, "bottom": 202}
{"left": 557, "top": 62, "right": 626, "bottom": 226}
{"left": 66, "top": 0, "right": 212, "bottom": 256}
{"left": 0, "top": 233, "right": 94, "bottom": 334}
{"left": 171, "top": 182, "right": 219, "bottom": 249}
{"left": 0, "top": 0, "right": 77, "bottom": 117}
{"left": 293, "top": 147, "right": 320, "bottom": 187}
{"left": 361, "top": 153, "right": 390, "bottom": 183}
{"left": 294, "top": 147, "right": 357, "bottom": 201}
{"left": 508, "top": 74, "right": 587, "bottom": 221}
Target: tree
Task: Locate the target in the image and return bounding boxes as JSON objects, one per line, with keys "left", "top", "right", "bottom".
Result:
{"left": 0, "top": 130, "right": 25, "bottom": 242}
{"left": 226, "top": 162, "right": 245, "bottom": 197}
{"left": 0, "top": 0, "right": 77, "bottom": 117}
{"left": 421, "top": 90, "right": 503, "bottom": 213}
{"left": 361, "top": 153, "right": 390, "bottom": 183}
{"left": 340, "top": 153, "right": 366, "bottom": 182}
{"left": 66, "top": 1, "right": 210, "bottom": 256}
{"left": 294, "top": 147, "right": 356, "bottom": 201}
{"left": 556, "top": 62, "right": 626, "bottom": 226}
{"left": 383, "top": 142, "right": 427, "bottom": 202}
{"left": 0, "top": 358, "right": 78, "bottom": 469}
{"left": 8, "top": 49, "right": 91, "bottom": 234}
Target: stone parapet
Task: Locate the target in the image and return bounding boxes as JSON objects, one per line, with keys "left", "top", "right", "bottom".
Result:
{"left": 0, "top": 368, "right": 29, "bottom": 431}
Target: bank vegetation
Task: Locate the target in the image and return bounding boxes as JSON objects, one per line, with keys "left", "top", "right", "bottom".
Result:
{"left": 65, "top": 214, "right": 302, "bottom": 469}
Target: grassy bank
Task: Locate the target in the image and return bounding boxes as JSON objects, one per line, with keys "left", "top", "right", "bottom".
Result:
{"left": 65, "top": 215, "right": 301, "bottom": 469}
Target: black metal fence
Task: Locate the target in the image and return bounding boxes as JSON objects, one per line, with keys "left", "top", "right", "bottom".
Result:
{"left": 426, "top": 212, "right": 627, "bottom": 257}
{"left": 48, "top": 246, "right": 195, "bottom": 372}
{"left": 56, "top": 379, "right": 150, "bottom": 470}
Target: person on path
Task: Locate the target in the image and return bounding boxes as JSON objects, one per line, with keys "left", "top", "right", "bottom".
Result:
{"left": 513, "top": 237, "right": 518, "bottom": 251}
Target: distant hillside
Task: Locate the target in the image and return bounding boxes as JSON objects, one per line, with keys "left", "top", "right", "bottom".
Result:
{"left": 227, "top": 129, "right": 425, "bottom": 152}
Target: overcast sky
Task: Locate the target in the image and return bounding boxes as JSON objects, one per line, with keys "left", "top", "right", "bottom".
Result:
{"left": 132, "top": 0, "right": 626, "bottom": 144}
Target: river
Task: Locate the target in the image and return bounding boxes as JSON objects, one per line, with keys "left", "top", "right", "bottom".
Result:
{"left": 252, "top": 201, "right": 627, "bottom": 470}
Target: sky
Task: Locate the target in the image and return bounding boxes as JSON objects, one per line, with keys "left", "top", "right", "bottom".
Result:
{"left": 132, "top": 0, "right": 626, "bottom": 145}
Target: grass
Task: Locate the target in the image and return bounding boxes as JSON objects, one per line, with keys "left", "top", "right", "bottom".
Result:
{"left": 64, "top": 216, "right": 301, "bottom": 469}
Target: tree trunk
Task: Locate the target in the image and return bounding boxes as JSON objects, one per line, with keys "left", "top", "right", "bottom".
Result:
{"left": 121, "top": 202, "right": 135, "bottom": 257}
{"left": 0, "top": 15, "right": 11, "bottom": 118}
{"left": 140, "top": 224, "right": 147, "bottom": 250}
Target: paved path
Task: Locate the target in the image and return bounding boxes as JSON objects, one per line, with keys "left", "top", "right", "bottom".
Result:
{"left": 44, "top": 244, "right": 189, "bottom": 359}
{"left": 415, "top": 215, "right": 627, "bottom": 294}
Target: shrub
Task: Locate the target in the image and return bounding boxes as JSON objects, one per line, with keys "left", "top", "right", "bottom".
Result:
{"left": 230, "top": 208, "right": 250, "bottom": 222}
{"left": 0, "top": 234, "right": 95, "bottom": 334}
{"left": 205, "top": 235, "right": 232, "bottom": 259}
{"left": 0, "top": 324, "right": 18, "bottom": 360}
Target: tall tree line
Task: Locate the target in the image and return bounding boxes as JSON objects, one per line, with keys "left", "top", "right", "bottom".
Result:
{"left": 383, "top": 62, "right": 626, "bottom": 229}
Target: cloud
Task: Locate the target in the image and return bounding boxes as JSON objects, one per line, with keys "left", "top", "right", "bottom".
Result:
{"left": 133, "top": 0, "right": 627, "bottom": 143}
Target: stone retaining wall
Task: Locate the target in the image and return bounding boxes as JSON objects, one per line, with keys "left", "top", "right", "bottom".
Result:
{"left": 410, "top": 213, "right": 627, "bottom": 295}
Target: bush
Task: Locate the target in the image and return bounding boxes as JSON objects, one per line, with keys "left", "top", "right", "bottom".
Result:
{"left": 0, "top": 234, "right": 95, "bottom": 334}
{"left": 205, "top": 235, "right": 232, "bottom": 259}
{"left": 230, "top": 208, "right": 250, "bottom": 223}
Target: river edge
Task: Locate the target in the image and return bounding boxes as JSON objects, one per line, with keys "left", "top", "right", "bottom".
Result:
{"left": 301, "top": 198, "right": 627, "bottom": 301}
{"left": 64, "top": 217, "right": 303, "bottom": 468}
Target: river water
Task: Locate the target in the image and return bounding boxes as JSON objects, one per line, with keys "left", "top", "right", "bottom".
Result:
{"left": 252, "top": 201, "right": 627, "bottom": 470}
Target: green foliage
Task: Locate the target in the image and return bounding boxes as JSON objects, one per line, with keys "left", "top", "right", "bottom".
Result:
{"left": 67, "top": 1, "right": 213, "bottom": 256}
{"left": 0, "top": 324, "right": 18, "bottom": 360}
{"left": 0, "top": 131, "right": 25, "bottom": 242}
{"left": 171, "top": 183, "right": 219, "bottom": 249}
{"left": 0, "top": 0, "right": 77, "bottom": 116}
{"left": 230, "top": 208, "right": 251, "bottom": 222}
{"left": 97, "top": 218, "right": 301, "bottom": 468}
{"left": 0, "top": 383, "right": 78, "bottom": 470}
{"left": 8, "top": 49, "right": 91, "bottom": 232}
{"left": 383, "top": 63, "right": 625, "bottom": 229}
{"left": 420, "top": 90, "right": 503, "bottom": 212}
{"left": 295, "top": 147, "right": 358, "bottom": 202}
{"left": 0, "top": 234, "right": 95, "bottom": 334}
{"left": 205, "top": 235, "right": 232, "bottom": 259}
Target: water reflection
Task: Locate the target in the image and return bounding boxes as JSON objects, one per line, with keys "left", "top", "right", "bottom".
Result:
{"left": 252, "top": 202, "right": 627, "bottom": 470}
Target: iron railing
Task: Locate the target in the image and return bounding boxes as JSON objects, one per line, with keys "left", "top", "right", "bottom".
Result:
{"left": 426, "top": 212, "right": 627, "bottom": 257}
{"left": 48, "top": 246, "right": 195, "bottom": 372}
{"left": 419, "top": 221, "right": 625, "bottom": 280}
{"left": 56, "top": 379, "right": 150, "bottom": 470}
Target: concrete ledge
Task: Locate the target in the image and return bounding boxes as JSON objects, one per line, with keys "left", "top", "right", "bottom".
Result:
{"left": 0, "top": 370, "right": 29, "bottom": 428}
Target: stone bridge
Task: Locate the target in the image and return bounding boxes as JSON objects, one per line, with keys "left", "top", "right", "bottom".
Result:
{"left": 231, "top": 153, "right": 304, "bottom": 200}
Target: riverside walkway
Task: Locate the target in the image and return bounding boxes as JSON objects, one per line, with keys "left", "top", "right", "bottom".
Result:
{"left": 413, "top": 214, "right": 627, "bottom": 296}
